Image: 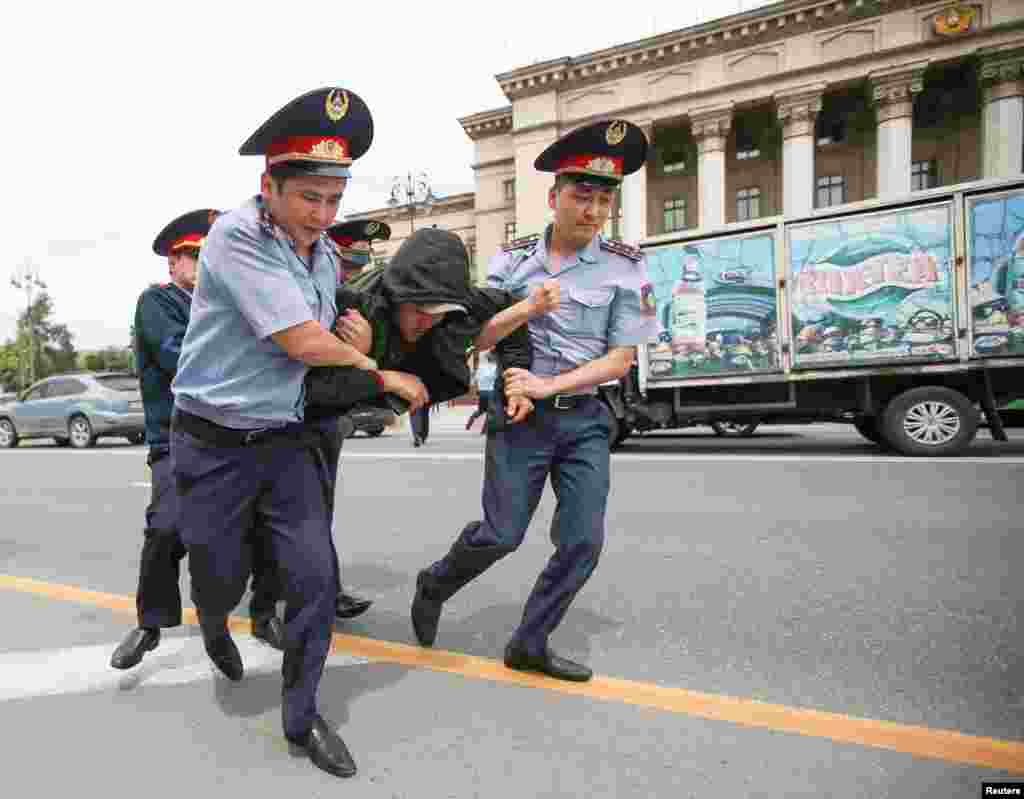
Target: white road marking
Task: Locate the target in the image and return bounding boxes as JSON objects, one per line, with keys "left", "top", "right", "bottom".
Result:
{"left": 0, "top": 636, "right": 368, "bottom": 704}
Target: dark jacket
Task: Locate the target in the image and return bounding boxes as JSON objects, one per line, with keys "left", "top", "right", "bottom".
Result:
{"left": 133, "top": 282, "right": 192, "bottom": 450}
{"left": 305, "top": 228, "right": 530, "bottom": 415}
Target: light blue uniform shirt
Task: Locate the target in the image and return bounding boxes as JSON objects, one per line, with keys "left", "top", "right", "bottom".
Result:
{"left": 476, "top": 360, "right": 498, "bottom": 393}
{"left": 486, "top": 227, "right": 659, "bottom": 377}
{"left": 172, "top": 196, "right": 338, "bottom": 429}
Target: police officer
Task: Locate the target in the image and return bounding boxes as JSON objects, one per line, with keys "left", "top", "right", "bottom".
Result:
{"left": 170, "top": 88, "right": 427, "bottom": 779}
{"left": 246, "top": 218, "right": 392, "bottom": 634}
{"left": 410, "top": 120, "right": 658, "bottom": 682}
{"left": 110, "top": 209, "right": 217, "bottom": 670}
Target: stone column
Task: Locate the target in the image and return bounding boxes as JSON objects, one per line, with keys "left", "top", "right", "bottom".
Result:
{"left": 691, "top": 107, "right": 733, "bottom": 230}
{"left": 980, "top": 49, "right": 1024, "bottom": 178}
{"left": 620, "top": 123, "right": 651, "bottom": 244}
{"left": 775, "top": 87, "right": 824, "bottom": 217}
{"left": 870, "top": 67, "right": 924, "bottom": 198}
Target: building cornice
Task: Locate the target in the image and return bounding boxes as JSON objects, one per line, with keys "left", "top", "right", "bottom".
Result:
{"left": 459, "top": 106, "right": 514, "bottom": 140}
{"left": 494, "top": 0, "right": 924, "bottom": 101}
{"left": 471, "top": 156, "right": 516, "bottom": 171}
{"left": 345, "top": 191, "right": 476, "bottom": 220}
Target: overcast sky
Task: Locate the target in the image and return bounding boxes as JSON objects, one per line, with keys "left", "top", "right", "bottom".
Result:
{"left": 0, "top": 0, "right": 769, "bottom": 350}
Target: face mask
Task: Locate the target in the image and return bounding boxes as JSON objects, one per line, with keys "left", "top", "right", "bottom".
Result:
{"left": 343, "top": 251, "right": 371, "bottom": 268}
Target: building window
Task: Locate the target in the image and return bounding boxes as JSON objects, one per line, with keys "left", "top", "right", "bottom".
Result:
{"left": 602, "top": 198, "right": 623, "bottom": 240}
{"left": 504, "top": 221, "right": 516, "bottom": 244}
{"left": 816, "top": 175, "right": 846, "bottom": 208}
{"left": 503, "top": 179, "right": 515, "bottom": 202}
{"left": 663, "top": 197, "right": 686, "bottom": 233}
{"left": 736, "top": 187, "right": 761, "bottom": 222}
{"left": 911, "top": 160, "right": 938, "bottom": 191}
{"left": 816, "top": 116, "right": 847, "bottom": 146}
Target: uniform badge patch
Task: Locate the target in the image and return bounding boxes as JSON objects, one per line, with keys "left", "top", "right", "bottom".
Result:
{"left": 640, "top": 283, "right": 657, "bottom": 316}
{"left": 325, "top": 89, "right": 349, "bottom": 122}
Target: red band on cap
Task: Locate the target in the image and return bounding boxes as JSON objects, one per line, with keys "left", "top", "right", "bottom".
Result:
{"left": 266, "top": 135, "right": 351, "bottom": 167}
{"left": 171, "top": 233, "right": 204, "bottom": 251}
{"left": 555, "top": 153, "right": 623, "bottom": 178}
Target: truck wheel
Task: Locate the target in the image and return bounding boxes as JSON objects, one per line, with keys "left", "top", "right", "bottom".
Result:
{"left": 711, "top": 421, "right": 760, "bottom": 437}
{"left": 852, "top": 416, "right": 887, "bottom": 446}
{"left": 0, "top": 419, "right": 18, "bottom": 449}
{"left": 881, "top": 386, "right": 978, "bottom": 457}
{"left": 365, "top": 426, "right": 385, "bottom": 438}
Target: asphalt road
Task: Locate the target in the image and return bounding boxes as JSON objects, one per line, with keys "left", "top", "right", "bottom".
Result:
{"left": 0, "top": 408, "right": 1021, "bottom": 797}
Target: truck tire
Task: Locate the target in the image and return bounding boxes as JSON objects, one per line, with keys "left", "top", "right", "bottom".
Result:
{"left": 880, "top": 386, "right": 978, "bottom": 457}
{"left": 710, "top": 420, "right": 760, "bottom": 437}
{"left": 852, "top": 416, "right": 887, "bottom": 446}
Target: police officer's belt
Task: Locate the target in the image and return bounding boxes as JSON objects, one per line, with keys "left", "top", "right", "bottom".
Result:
{"left": 538, "top": 393, "right": 596, "bottom": 410}
{"left": 173, "top": 409, "right": 324, "bottom": 447}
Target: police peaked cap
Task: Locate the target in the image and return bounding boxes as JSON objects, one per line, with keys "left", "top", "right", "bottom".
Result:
{"left": 152, "top": 209, "right": 220, "bottom": 257}
{"left": 328, "top": 219, "right": 391, "bottom": 248}
{"left": 239, "top": 87, "right": 373, "bottom": 178}
{"left": 534, "top": 119, "right": 648, "bottom": 185}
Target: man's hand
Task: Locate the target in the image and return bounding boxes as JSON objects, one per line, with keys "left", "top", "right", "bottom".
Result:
{"left": 527, "top": 280, "right": 560, "bottom": 317}
{"left": 378, "top": 370, "right": 430, "bottom": 412}
{"left": 506, "top": 395, "right": 534, "bottom": 423}
{"left": 503, "top": 368, "right": 554, "bottom": 400}
{"left": 335, "top": 309, "right": 372, "bottom": 355}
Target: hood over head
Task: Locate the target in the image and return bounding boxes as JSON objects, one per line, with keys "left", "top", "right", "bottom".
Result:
{"left": 383, "top": 228, "right": 473, "bottom": 309}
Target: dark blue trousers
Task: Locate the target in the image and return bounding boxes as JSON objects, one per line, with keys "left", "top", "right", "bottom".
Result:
{"left": 425, "top": 396, "right": 611, "bottom": 656}
{"left": 135, "top": 450, "right": 186, "bottom": 629}
{"left": 171, "top": 424, "right": 337, "bottom": 740}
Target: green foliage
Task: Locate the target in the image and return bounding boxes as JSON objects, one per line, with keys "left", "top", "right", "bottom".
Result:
{"left": 1, "top": 290, "right": 80, "bottom": 391}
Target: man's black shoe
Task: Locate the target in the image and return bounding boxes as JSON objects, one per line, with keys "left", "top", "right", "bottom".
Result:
{"left": 503, "top": 644, "right": 593, "bottom": 682}
{"left": 410, "top": 571, "right": 443, "bottom": 646}
{"left": 288, "top": 715, "right": 356, "bottom": 778}
{"left": 252, "top": 614, "right": 285, "bottom": 650}
{"left": 110, "top": 627, "right": 160, "bottom": 670}
{"left": 335, "top": 589, "right": 372, "bottom": 620}
{"left": 198, "top": 613, "right": 243, "bottom": 681}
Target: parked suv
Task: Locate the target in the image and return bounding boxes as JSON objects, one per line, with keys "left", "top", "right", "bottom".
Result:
{"left": 0, "top": 372, "right": 145, "bottom": 449}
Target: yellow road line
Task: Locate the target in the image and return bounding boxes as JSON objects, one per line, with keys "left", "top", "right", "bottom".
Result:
{"left": 2, "top": 573, "right": 1022, "bottom": 773}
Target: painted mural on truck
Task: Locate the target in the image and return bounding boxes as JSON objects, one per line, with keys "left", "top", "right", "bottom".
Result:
{"left": 787, "top": 203, "right": 955, "bottom": 368}
{"left": 967, "top": 188, "right": 1024, "bottom": 357}
{"left": 643, "top": 231, "right": 780, "bottom": 379}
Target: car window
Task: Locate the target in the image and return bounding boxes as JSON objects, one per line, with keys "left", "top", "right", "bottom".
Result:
{"left": 95, "top": 375, "right": 138, "bottom": 392}
{"left": 23, "top": 384, "right": 49, "bottom": 401}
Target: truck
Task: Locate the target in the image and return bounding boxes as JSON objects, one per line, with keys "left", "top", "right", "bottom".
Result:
{"left": 598, "top": 176, "right": 1024, "bottom": 457}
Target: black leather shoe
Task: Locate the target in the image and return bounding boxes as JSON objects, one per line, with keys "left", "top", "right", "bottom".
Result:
{"left": 252, "top": 614, "right": 285, "bottom": 650}
{"left": 503, "top": 644, "right": 593, "bottom": 682}
{"left": 335, "top": 589, "right": 372, "bottom": 620}
{"left": 110, "top": 627, "right": 160, "bottom": 670}
{"left": 411, "top": 571, "right": 443, "bottom": 646}
{"left": 199, "top": 614, "right": 243, "bottom": 681}
{"left": 289, "top": 715, "right": 356, "bottom": 778}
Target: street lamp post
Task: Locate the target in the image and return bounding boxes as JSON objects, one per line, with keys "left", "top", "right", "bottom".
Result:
{"left": 388, "top": 171, "right": 437, "bottom": 236}
{"left": 9, "top": 259, "right": 46, "bottom": 389}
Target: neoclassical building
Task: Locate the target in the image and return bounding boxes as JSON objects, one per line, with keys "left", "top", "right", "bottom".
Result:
{"left": 348, "top": 0, "right": 1024, "bottom": 281}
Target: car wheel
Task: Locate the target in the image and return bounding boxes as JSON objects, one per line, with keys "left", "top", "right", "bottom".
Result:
{"left": 0, "top": 418, "right": 18, "bottom": 448}
{"left": 364, "top": 426, "right": 385, "bottom": 438}
{"left": 68, "top": 415, "right": 97, "bottom": 449}
{"left": 711, "top": 420, "right": 760, "bottom": 437}
{"left": 128, "top": 433, "right": 145, "bottom": 445}
{"left": 880, "top": 386, "right": 978, "bottom": 457}
{"left": 54, "top": 437, "right": 71, "bottom": 447}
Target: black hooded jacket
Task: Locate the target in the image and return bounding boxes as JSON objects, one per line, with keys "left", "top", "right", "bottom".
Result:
{"left": 304, "top": 228, "right": 530, "bottom": 415}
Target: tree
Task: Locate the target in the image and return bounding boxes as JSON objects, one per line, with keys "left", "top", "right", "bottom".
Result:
{"left": 11, "top": 291, "right": 78, "bottom": 388}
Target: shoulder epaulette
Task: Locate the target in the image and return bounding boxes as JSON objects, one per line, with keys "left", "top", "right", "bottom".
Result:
{"left": 600, "top": 238, "right": 643, "bottom": 262}
{"left": 502, "top": 233, "right": 541, "bottom": 253}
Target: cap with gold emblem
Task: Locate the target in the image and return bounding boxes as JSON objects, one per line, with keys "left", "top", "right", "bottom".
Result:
{"left": 238, "top": 87, "right": 373, "bottom": 178}
{"left": 534, "top": 119, "right": 648, "bottom": 186}
{"left": 327, "top": 219, "right": 391, "bottom": 251}
{"left": 152, "top": 209, "right": 220, "bottom": 257}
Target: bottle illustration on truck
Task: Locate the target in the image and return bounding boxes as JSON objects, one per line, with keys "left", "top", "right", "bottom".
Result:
{"left": 670, "top": 255, "right": 706, "bottom": 363}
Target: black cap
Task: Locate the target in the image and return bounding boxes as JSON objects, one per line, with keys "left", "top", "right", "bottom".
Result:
{"left": 534, "top": 119, "right": 648, "bottom": 185}
{"left": 327, "top": 219, "right": 391, "bottom": 249}
{"left": 152, "top": 209, "right": 220, "bottom": 257}
{"left": 238, "top": 87, "right": 373, "bottom": 178}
